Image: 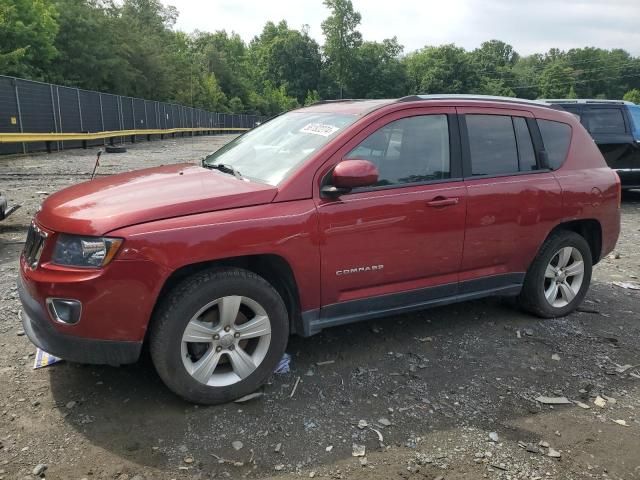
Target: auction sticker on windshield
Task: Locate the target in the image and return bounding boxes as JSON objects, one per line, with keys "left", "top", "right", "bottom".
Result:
{"left": 300, "top": 123, "right": 340, "bottom": 137}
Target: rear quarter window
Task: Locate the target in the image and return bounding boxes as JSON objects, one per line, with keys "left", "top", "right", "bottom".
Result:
{"left": 584, "top": 108, "right": 626, "bottom": 134}
{"left": 537, "top": 119, "right": 572, "bottom": 169}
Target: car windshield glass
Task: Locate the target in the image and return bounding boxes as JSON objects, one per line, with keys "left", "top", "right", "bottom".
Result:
{"left": 203, "top": 111, "right": 358, "bottom": 185}
{"left": 628, "top": 105, "right": 640, "bottom": 138}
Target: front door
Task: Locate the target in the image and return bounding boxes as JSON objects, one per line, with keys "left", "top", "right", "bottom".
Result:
{"left": 315, "top": 108, "right": 467, "bottom": 326}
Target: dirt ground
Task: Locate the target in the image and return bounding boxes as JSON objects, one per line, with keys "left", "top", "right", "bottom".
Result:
{"left": 1, "top": 136, "right": 639, "bottom": 480}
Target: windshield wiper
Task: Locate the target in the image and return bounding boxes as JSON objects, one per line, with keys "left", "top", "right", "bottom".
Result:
{"left": 203, "top": 162, "right": 243, "bottom": 180}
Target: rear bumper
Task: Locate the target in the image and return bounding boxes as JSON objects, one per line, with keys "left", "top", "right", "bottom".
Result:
{"left": 18, "top": 275, "right": 142, "bottom": 365}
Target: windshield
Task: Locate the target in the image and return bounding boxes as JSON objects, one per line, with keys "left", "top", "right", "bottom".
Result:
{"left": 628, "top": 105, "right": 640, "bottom": 139}
{"left": 203, "top": 111, "right": 358, "bottom": 185}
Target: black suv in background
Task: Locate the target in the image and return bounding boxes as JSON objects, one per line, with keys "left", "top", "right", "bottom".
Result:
{"left": 542, "top": 99, "right": 640, "bottom": 189}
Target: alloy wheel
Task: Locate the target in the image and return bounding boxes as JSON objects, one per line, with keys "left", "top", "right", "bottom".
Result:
{"left": 180, "top": 295, "right": 272, "bottom": 386}
{"left": 543, "top": 246, "right": 585, "bottom": 308}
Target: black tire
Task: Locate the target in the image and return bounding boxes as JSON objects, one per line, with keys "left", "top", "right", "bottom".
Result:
{"left": 519, "top": 230, "right": 592, "bottom": 318}
{"left": 149, "top": 268, "right": 289, "bottom": 404}
{"left": 105, "top": 145, "right": 127, "bottom": 153}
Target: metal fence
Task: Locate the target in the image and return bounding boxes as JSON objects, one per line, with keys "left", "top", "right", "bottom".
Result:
{"left": 0, "top": 75, "right": 267, "bottom": 155}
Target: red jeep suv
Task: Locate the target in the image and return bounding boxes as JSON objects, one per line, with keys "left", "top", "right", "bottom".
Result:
{"left": 19, "top": 95, "right": 621, "bottom": 404}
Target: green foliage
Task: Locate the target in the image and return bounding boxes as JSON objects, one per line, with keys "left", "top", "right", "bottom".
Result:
{"left": 406, "top": 44, "right": 480, "bottom": 94}
{"left": 251, "top": 21, "right": 321, "bottom": 103}
{"left": 2, "top": 0, "right": 640, "bottom": 115}
{"left": 538, "top": 63, "right": 575, "bottom": 98}
{"left": 624, "top": 89, "right": 640, "bottom": 104}
{"left": 249, "top": 82, "right": 299, "bottom": 116}
{"left": 304, "top": 90, "right": 321, "bottom": 106}
{"left": 321, "top": 0, "right": 362, "bottom": 97}
{"left": 349, "top": 38, "right": 407, "bottom": 98}
{"left": 0, "top": 0, "right": 58, "bottom": 79}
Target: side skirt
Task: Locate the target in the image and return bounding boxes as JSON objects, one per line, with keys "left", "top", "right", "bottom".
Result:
{"left": 300, "top": 273, "right": 524, "bottom": 337}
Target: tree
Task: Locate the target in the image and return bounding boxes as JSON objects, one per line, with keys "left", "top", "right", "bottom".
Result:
{"left": 538, "top": 63, "right": 575, "bottom": 98}
{"left": 349, "top": 38, "right": 407, "bottom": 98}
{"left": 321, "top": 0, "right": 362, "bottom": 98}
{"left": 304, "top": 90, "right": 321, "bottom": 106}
{"left": 249, "top": 81, "right": 298, "bottom": 116}
{"left": 250, "top": 21, "right": 322, "bottom": 103}
{"left": 471, "top": 40, "right": 518, "bottom": 97}
{"left": 49, "top": 0, "right": 132, "bottom": 92}
{"left": 512, "top": 54, "right": 545, "bottom": 99}
{"left": 0, "top": 0, "right": 58, "bottom": 79}
{"left": 192, "top": 30, "right": 254, "bottom": 106}
{"left": 405, "top": 44, "right": 481, "bottom": 94}
{"left": 624, "top": 89, "right": 640, "bottom": 104}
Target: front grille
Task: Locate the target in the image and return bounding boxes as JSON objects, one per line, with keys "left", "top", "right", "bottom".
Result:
{"left": 23, "top": 223, "right": 48, "bottom": 269}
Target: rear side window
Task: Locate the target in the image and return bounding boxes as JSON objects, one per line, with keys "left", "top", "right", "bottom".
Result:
{"left": 537, "top": 119, "right": 572, "bottom": 169}
{"left": 585, "top": 108, "right": 626, "bottom": 134}
{"left": 466, "top": 115, "right": 518, "bottom": 176}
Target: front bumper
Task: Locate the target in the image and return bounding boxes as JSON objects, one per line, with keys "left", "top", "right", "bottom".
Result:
{"left": 18, "top": 274, "right": 142, "bottom": 365}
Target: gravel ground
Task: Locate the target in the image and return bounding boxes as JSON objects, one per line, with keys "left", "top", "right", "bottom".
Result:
{"left": 1, "top": 136, "right": 639, "bottom": 480}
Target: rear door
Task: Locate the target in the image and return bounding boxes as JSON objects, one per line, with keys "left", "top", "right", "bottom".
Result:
{"left": 457, "top": 107, "right": 563, "bottom": 291}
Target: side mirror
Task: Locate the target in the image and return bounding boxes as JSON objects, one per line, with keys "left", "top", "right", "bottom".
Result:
{"left": 322, "top": 159, "right": 379, "bottom": 197}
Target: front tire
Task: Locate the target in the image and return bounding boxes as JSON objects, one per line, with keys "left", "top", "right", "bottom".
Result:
{"left": 519, "top": 231, "right": 592, "bottom": 318}
{"left": 150, "top": 268, "right": 289, "bottom": 404}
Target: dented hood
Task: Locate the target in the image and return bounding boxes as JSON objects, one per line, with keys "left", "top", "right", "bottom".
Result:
{"left": 37, "top": 164, "right": 277, "bottom": 236}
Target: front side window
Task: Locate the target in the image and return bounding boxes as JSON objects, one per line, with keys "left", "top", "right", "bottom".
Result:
{"left": 203, "top": 112, "right": 358, "bottom": 185}
{"left": 585, "top": 108, "right": 626, "bottom": 134}
{"left": 537, "top": 119, "right": 572, "bottom": 169}
{"left": 345, "top": 115, "right": 450, "bottom": 186}
{"left": 466, "top": 115, "right": 519, "bottom": 176}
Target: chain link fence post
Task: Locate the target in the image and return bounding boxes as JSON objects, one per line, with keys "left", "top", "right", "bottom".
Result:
{"left": 49, "top": 84, "right": 59, "bottom": 152}
{"left": 13, "top": 80, "right": 26, "bottom": 154}
{"left": 99, "top": 93, "right": 105, "bottom": 145}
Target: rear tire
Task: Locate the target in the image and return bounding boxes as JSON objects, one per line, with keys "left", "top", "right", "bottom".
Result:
{"left": 150, "top": 268, "right": 289, "bottom": 404}
{"left": 519, "top": 231, "right": 592, "bottom": 318}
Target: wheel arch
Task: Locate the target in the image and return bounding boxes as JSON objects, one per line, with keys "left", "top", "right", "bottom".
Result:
{"left": 546, "top": 219, "right": 603, "bottom": 265}
{"left": 150, "top": 254, "right": 304, "bottom": 338}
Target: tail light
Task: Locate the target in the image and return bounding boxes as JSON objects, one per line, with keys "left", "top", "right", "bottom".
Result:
{"left": 614, "top": 171, "right": 622, "bottom": 208}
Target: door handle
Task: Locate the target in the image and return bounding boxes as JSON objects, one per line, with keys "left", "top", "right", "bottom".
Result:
{"left": 426, "top": 196, "right": 459, "bottom": 208}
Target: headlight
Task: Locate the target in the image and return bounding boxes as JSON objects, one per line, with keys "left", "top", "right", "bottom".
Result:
{"left": 52, "top": 234, "right": 123, "bottom": 268}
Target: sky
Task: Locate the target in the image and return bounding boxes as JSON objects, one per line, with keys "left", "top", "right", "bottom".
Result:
{"left": 167, "top": 0, "right": 640, "bottom": 56}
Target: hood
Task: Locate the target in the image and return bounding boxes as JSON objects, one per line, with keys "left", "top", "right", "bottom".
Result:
{"left": 37, "top": 164, "right": 278, "bottom": 236}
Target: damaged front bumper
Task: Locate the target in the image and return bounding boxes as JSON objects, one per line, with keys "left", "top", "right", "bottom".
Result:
{"left": 0, "top": 192, "right": 20, "bottom": 220}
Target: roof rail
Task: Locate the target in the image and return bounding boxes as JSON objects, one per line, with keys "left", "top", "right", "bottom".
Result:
{"left": 310, "top": 99, "right": 368, "bottom": 105}
{"left": 540, "top": 98, "right": 634, "bottom": 105}
{"left": 398, "top": 94, "right": 560, "bottom": 109}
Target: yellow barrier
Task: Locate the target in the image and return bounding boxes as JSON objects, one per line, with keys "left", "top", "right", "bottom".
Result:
{"left": 0, "top": 127, "right": 248, "bottom": 144}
